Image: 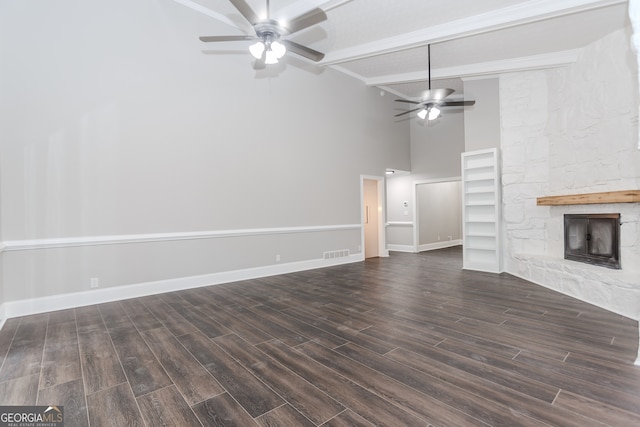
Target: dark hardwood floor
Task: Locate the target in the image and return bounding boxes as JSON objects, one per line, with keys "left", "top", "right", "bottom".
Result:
{"left": 0, "top": 247, "right": 639, "bottom": 426}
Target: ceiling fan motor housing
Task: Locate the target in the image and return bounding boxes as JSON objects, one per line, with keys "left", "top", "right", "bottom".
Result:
{"left": 254, "top": 21, "right": 285, "bottom": 42}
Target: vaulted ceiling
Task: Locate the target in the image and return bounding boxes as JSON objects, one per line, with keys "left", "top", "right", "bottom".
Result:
{"left": 176, "top": 0, "right": 630, "bottom": 99}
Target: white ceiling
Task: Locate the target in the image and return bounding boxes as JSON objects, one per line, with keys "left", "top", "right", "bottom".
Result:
{"left": 178, "top": 0, "right": 631, "bottom": 99}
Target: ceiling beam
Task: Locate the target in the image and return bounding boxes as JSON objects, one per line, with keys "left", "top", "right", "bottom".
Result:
{"left": 276, "top": 0, "right": 353, "bottom": 20}
{"left": 170, "top": 0, "right": 354, "bottom": 28}
{"left": 169, "top": 0, "right": 239, "bottom": 29}
{"left": 363, "top": 49, "right": 582, "bottom": 86}
{"left": 320, "top": 0, "right": 626, "bottom": 65}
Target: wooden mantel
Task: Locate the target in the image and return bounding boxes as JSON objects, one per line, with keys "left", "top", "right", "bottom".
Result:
{"left": 537, "top": 190, "right": 640, "bottom": 206}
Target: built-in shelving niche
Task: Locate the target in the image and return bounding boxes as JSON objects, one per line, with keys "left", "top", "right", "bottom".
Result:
{"left": 461, "top": 148, "right": 502, "bottom": 273}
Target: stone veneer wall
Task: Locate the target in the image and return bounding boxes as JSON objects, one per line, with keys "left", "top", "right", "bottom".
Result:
{"left": 500, "top": 27, "right": 640, "bottom": 324}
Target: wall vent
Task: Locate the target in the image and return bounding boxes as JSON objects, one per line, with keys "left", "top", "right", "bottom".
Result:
{"left": 323, "top": 249, "right": 350, "bottom": 260}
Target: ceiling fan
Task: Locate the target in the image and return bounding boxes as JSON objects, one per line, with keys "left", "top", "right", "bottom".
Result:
{"left": 198, "top": 0, "right": 326, "bottom": 67}
{"left": 395, "top": 45, "right": 475, "bottom": 120}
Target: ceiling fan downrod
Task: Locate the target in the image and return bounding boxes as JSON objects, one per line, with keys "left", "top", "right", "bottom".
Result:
{"left": 428, "top": 44, "right": 431, "bottom": 91}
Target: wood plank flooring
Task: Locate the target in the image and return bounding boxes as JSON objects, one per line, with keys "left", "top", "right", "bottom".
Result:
{"left": 0, "top": 246, "right": 638, "bottom": 426}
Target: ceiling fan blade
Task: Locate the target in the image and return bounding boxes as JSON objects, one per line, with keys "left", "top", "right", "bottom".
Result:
{"left": 395, "top": 99, "right": 421, "bottom": 105}
{"left": 423, "top": 88, "right": 455, "bottom": 101}
{"left": 282, "top": 40, "right": 324, "bottom": 62}
{"left": 394, "top": 107, "right": 423, "bottom": 117}
{"left": 199, "top": 35, "right": 254, "bottom": 42}
{"left": 285, "top": 8, "right": 327, "bottom": 34}
{"left": 439, "top": 100, "right": 476, "bottom": 107}
{"left": 229, "top": 0, "right": 259, "bottom": 25}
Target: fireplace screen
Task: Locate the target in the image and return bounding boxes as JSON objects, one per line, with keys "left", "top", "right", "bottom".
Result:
{"left": 564, "top": 214, "right": 620, "bottom": 269}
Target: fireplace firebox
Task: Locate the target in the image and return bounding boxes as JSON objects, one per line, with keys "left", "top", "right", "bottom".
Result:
{"left": 564, "top": 214, "right": 621, "bottom": 269}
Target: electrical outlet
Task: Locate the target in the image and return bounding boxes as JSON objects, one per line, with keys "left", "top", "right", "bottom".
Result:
{"left": 275, "top": 254, "right": 281, "bottom": 262}
{"left": 90, "top": 278, "right": 99, "bottom": 289}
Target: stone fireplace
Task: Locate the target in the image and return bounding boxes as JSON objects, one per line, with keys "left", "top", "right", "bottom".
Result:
{"left": 499, "top": 27, "right": 640, "bottom": 363}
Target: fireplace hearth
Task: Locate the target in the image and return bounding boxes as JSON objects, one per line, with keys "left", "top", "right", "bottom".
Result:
{"left": 564, "top": 214, "right": 621, "bottom": 269}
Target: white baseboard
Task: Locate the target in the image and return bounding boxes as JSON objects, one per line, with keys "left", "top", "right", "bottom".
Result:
{"left": 0, "top": 305, "right": 6, "bottom": 330}
{"left": 387, "top": 244, "right": 416, "bottom": 253}
{"left": 0, "top": 254, "right": 364, "bottom": 319}
{"left": 418, "top": 240, "right": 462, "bottom": 252}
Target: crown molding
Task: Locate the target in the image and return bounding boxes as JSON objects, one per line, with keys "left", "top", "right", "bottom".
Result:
{"left": 320, "top": 0, "right": 625, "bottom": 65}
{"left": 364, "top": 49, "right": 582, "bottom": 86}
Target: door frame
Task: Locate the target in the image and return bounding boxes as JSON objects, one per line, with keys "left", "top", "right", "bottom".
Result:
{"left": 413, "top": 176, "right": 461, "bottom": 253}
{"left": 360, "top": 175, "right": 388, "bottom": 259}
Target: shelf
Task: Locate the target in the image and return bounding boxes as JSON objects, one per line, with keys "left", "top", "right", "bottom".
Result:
{"left": 465, "top": 245, "right": 496, "bottom": 251}
{"left": 464, "top": 201, "right": 495, "bottom": 206}
{"left": 465, "top": 174, "right": 495, "bottom": 182}
{"left": 537, "top": 190, "right": 640, "bottom": 206}
{"left": 465, "top": 188, "right": 495, "bottom": 195}
{"left": 462, "top": 148, "right": 501, "bottom": 273}
{"left": 463, "top": 156, "right": 494, "bottom": 170}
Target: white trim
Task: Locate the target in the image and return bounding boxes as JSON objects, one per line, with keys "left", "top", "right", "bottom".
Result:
{"left": 413, "top": 177, "right": 462, "bottom": 254}
{"left": 328, "top": 64, "right": 369, "bottom": 84}
{"left": 377, "top": 85, "right": 412, "bottom": 100}
{"left": 320, "top": 0, "right": 624, "bottom": 65}
{"left": 0, "top": 305, "right": 6, "bottom": 331}
{"left": 277, "top": 0, "right": 353, "bottom": 19}
{"left": 387, "top": 244, "right": 417, "bottom": 253}
{"left": 1, "top": 254, "right": 364, "bottom": 319}
{"left": 365, "top": 50, "right": 581, "bottom": 87}
{"left": 2, "top": 224, "right": 361, "bottom": 252}
{"left": 461, "top": 75, "right": 502, "bottom": 82}
{"left": 169, "top": 0, "right": 241, "bottom": 30}
{"left": 414, "top": 176, "right": 462, "bottom": 186}
{"left": 418, "top": 240, "right": 462, "bottom": 252}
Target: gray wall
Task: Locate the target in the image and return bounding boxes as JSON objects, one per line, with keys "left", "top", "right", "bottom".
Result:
{"left": 0, "top": 0, "right": 410, "bottom": 307}
{"left": 410, "top": 112, "right": 465, "bottom": 179}
{"left": 417, "top": 181, "right": 462, "bottom": 246}
{"left": 463, "top": 78, "right": 501, "bottom": 152}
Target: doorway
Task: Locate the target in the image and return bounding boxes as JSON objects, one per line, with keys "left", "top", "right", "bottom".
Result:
{"left": 414, "top": 179, "right": 462, "bottom": 252}
{"left": 362, "top": 176, "right": 386, "bottom": 259}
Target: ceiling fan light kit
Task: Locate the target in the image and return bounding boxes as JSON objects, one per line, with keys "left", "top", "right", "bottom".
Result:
{"left": 417, "top": 106, "right": 441, "bottom": 121}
